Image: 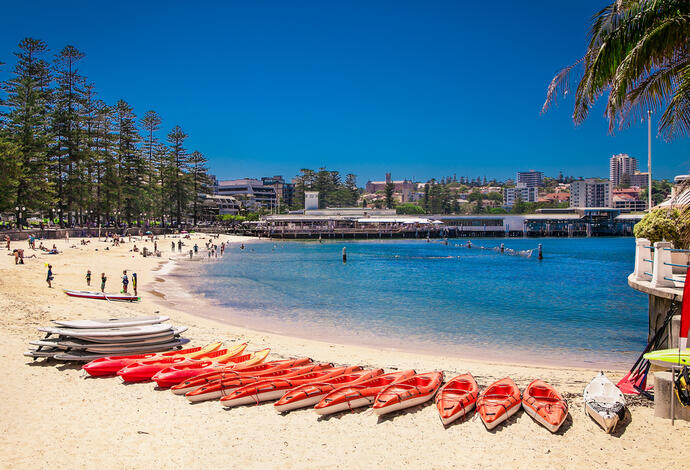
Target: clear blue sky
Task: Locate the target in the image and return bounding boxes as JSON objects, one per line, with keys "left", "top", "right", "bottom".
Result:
{"left": 1, "top": 0, "right": 687, "bottom": 185}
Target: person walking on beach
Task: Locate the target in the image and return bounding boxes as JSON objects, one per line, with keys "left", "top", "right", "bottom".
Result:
{"left": 194, "top": 243, "right": 198, "bottom": 254}
{"left": 171, "top": 241, "right": 175, "bottom": 252}
{"left": 5, "top": 235, "right": 10, "bottom": 251}
{"left": 177, "top": 240, "right": 182, "bottom": 251}
{"left": 86, "top": 270, "right": 91, "bottom": 287}
{"left": 132, "top": 273, "right": 138, "bottom": 296}
{"left": 189, "top": 249, "right": 193, "bottom": 260}
{"left": 100, "top": 273, "right": 107, "bottom": 293}
{"left": 46, "top": 265, "right": 54, "bottom": 288}
{"left": 122, "top": 270, "right": 129, "bottom": 293}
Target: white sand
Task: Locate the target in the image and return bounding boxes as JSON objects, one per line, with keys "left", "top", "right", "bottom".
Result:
{"left": 0, "top": 233, "right": 687, "bottom": 470}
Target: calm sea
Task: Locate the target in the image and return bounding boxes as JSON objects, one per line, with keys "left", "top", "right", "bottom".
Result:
{"left": 174, "top": 238, "right": 647, "bottom": 369}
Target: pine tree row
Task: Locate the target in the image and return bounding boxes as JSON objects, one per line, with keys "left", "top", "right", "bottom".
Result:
{"left": 0, "top": 38, "right": 211, "bottom": 227}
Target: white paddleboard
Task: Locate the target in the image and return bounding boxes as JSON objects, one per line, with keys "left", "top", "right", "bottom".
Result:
{"left": 38, "top": 323, "right": 173, "bottom": 338}
{"left": 71, "top": 326, "right": 188, "bottom": 343}
{"left": 52, "top": 315, "right": 169, "bottom": 329}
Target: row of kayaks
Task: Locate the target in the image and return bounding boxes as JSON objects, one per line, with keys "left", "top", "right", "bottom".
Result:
{"left": 79, "top": 341, "right": 626, "bottom": 433}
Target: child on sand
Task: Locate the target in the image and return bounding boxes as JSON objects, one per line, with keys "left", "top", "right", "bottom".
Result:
{"left": 132, "top": 273, "right": 138, "bottom": 296}
{"left": 122, "top": 270, "right": 129, "bottom": 294}
{"left": 46, "top": 265, "right": 54, "bottom": 288}
{"left": 86, "top": 270, "right": 91, "bottom": 286}
{"left": 100, "top": 273, "right": 106, "bottom": 293}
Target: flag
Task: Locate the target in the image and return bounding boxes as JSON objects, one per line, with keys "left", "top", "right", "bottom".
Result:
{"left": 681, "top": 277, "right": 690, "bottom": 351}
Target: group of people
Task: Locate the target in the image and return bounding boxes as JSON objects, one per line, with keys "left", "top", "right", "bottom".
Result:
{"left": 82, "top": 269, "right": 137, "bottom": 295}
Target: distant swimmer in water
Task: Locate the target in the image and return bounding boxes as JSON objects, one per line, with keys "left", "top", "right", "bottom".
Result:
{"left": 240, "top": 243, "right": 245, "bottom": 250}
{"left": 467, "top": 240, "right": 472, "bottom": 248}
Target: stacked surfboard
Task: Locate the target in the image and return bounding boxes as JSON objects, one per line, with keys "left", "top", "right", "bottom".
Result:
{"left": 24, "top": 316, "right": 190, "bottom": 361}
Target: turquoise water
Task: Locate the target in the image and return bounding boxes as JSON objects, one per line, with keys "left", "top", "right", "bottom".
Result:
{"left": 178, "top": 238, "right": 647, "bottom": 368}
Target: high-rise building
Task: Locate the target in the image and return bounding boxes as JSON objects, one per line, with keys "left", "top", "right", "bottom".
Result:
{"left": 503, "top": 183, "right": 538, "bottom": 207}
{"left": 216, "top": 178, "right": 277, "bottom": 209}
{"left": 570, "top": 179, "right": 612, "bottom": 208}
{"left": 516, "top": 170, "right": 543, "bottom": 187}
{"left": 610, "top": 154, "right": 638, "bottom": 187}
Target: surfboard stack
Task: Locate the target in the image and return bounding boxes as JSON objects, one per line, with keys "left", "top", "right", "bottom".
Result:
{"left": 24, "top": 316, "right": 191, "bottom": 361}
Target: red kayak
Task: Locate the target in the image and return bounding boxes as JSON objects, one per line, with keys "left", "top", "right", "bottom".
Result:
{"left": 171, "top": 358, "right": 313, "bottom": 395}
{"left": 274, "top": 369, "right": 384, "bottom": 412}
{"left": 220, "top": 366, "right": 363, "bottom": 408}
{"left": 522, "top": 379, "right": 568, "bottom": 432}
{"left": 435, "top": 373, "right": 479, "bottom": 425}
{"left": 314, "top": 370, "right": 417, "bottom": 415}
{"left": 151, "top": 348, "right": 269, "bottom": 388}
{"left": 82, "top": 342, "right": 223, "bottom": 377}
{"left": 372, "top": 371, "right": 443, "bottom": 416}
{"left": 185, "top": 363, "right": 333, "bottom": 403}
{"left": 117, "top": 347, "right": 238, "bottom": 383}
{"left": 476, "top": 377, "right": 521, "bottom": 430}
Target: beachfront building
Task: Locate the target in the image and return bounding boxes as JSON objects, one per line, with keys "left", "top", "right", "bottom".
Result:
{"left": 199, "top": 194, "right": 240, "bottom": 219}
{"left": 570, "top": 179, "right": 612, "bottom": 208}
{"left": 503, "top": 183, "right": 538, "bottom": 207}
{"left": 365, "top": 173, "right": 416, "bottom": 202}
{"left": 516, "top": 170, "right": 543, "bottom": 187}
{"left": 261, "top": 175, "right": 294, "bottom": 208}
{"left": 215, "top": 178, "right": 277, "bottom": 210}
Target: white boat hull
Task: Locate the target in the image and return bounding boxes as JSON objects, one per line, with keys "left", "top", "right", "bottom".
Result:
{"left": 523, "top": 403, "right": 563, "bottom": 433}
{"left": 439, "top": 402, "right": 475, "bottom": 426}
{"left": 373, "top": 393, "right": 433, "bottom": 416}
{"left": 275, "top": 395, "right": 324, "bottom": 413}
{"left": 221, "top": 390, "right": 285, "bottom": 408}
{"left": 480, "top": 402, "right": 521, "bottom": 430}
{"left": 314, "top": 397, "right": 374, "bottom": 415}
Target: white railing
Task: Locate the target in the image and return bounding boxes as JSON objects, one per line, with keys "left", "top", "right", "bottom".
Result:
{"left": 633, "top": 238, "right": 688, "bottom": 288}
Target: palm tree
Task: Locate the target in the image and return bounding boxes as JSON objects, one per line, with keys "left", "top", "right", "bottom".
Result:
{"left": 542, "top": 0, "right": 690, "bottom": 141}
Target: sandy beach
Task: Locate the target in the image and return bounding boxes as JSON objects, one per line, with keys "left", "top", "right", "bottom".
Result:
{"left": 1, "top": 232, "right": 688, "bottom": 470}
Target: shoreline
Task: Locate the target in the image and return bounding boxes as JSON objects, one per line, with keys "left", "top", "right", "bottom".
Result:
{"left": 155, "top": 237, "right": 637, "bottom": 371}
{"left": 1, "top": 232, "right": 688, "bottom": 469}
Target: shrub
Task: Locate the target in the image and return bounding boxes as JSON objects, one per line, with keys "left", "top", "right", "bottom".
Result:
{"left": 633, "top": 208, "right": 690, "bottom": 248}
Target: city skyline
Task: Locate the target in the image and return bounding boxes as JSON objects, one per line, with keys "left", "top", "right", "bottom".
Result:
{"left": 1, "top": 1, "right": 687, "bottom": 185}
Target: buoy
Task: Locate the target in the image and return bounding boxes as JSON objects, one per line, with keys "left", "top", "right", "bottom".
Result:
{"left": 538, "top": 243, "right": 543, "bottom": 260}
{"left": 342, "top": 246, "right": 347, "bottom": 263}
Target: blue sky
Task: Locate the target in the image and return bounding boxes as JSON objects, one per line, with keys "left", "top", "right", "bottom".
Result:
{"left": 1, "top": 0, "right": 687, "bottom": 185}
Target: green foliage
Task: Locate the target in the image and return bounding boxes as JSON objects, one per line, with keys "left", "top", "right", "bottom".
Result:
{"left": 384, "top": 181, "right": 395, "bottom": 209}
{"left": 634, "top": 207, "right": 690, "bottom": 248}
{"left": 291, "top": 168, "right": 359, "bottom": 209}
{"left": 543, "top": 0, "right": 690, "bottom": 140}
{"left": 395, "top": 203, "right": 425, "bottom": 215}
{"left": 640, "top": 179, "right": 674, "bottom": 206}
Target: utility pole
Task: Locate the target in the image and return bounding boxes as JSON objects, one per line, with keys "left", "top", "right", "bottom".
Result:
{"left": 648, "top": 110, "right": 652, "bottom": 210}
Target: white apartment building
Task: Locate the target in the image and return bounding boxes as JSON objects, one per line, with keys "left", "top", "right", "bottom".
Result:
{"left": 570, "top": 179, "right": 612, "bottom": 208}
{"left": 503, "top": 183, "right": 538, "bottom": 207}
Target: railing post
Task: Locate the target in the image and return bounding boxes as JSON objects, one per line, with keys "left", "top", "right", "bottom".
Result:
{"left": 651, "top": 241, "right": 674, "bottom": 288}
{"left": 633, "top": 238, "right": 651, "bottom": 281}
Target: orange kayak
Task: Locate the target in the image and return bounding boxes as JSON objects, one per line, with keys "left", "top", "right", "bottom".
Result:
{"left": 522, "top": 379, "right": 568, "bottom": 432}
{"left": 372, "top": 371, "right": 443, "bottom": 416}
{"left": 171, "top": 358, "right": 312, "bottom": 395}
{"left": 82, "top": 342, "right": 222, "bottom": 377}
{"left": 184, "top": 363, "right": 333, "bottom": 403}
{"left": 151, "top": 346, "right": 266, "bottom": 388}
{"left": 220, "top": 365, "right": 363, "bottom": 408}
{"left": 435, "top": 373, "right": 479, "bottom": 425}
{"left": 117, "top": 346, "right": 234, "bottom": 383}
{"left": 274, "top": 369, "right": 384, "bottom": 412}
{"left": 476, "top": 377, "right": 521, "bottom": 430}
{"left": 314, "top": 370, "right": 416, "bottom": 415}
